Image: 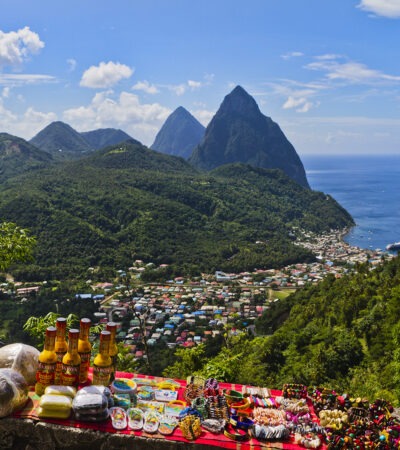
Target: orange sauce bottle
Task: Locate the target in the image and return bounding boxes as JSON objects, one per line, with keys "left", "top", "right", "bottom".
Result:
{"left": 54, "top": 317, "right": 68, "bottom": 384}
{"left": 35, "top": 326, "right": 57, "bottom": 395}
{"left": 92, "top": 330, "right": 112, "bottom": 386}
{"left": 78, "top": 318, "right": 92, "bottom": 384}
{"left": 106, "top": 322, "right": 118, "bottom": 382}
{"left": 61, "top": 329, "right": 81, "bottom": 387}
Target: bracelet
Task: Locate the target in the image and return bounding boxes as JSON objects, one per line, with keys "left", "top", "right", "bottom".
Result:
{"left": 224, "top": 423, "right": 251, "bottom": 442}
{"left": 230, "top": 415, "right": 254, "bottom": 430}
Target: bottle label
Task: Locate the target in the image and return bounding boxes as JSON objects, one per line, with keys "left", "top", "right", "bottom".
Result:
{"left": 36, "top": 361, "right": 56, "bottom": 385}
{"left": 79, "top": 351, "right": 91, "bottom": 383}
{"left": 61, "top": 363, "right": 80, "bottom": 386}
{"left": 92, "top": 364, "right": 112, "bottom": 386}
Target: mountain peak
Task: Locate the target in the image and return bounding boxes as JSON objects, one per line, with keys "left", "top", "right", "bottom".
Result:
{"left": 219, "top": 85, "right": 261, "bottom": 117}
{"left": 151, "top": 107, "right": 205, "bottom": 159}
{"left": 189, "top": 87, "right": 309, "bottom": 188}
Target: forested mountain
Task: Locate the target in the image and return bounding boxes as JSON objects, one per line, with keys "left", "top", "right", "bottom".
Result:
{"left": 80, "top": 128, "right": 134, "bottom": 150}
{"left": 164, "top": 255, "right": 400, "bottom": 403}
{"left": 30, "top": 121, "right": 93, "bottom": 159}
{"left": 0, "top": 133, "right": 54, "bottom": 182}
{"left": 189, "top": 86, "right": 309, "bottom": 188}
{"left": 151, "top": 107, "right": 205, "bottom": 158}
{"left": 0, "top": 140, "right": 353, "bottom": 280}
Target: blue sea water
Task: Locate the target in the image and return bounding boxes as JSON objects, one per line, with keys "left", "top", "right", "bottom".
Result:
{"left": 302, "top": 154, "right": 400, "bottom": 251}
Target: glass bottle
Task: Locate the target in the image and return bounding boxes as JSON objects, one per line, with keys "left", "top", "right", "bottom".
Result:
{"left": 92, "top": 330, "right": 112, "bottom": 386}
{"left": 61, "top": 329, "right": 81, "bottom": 386}
{"left": 54, "top": 317, "right": 68, "bottom": 384}
{"left": 78, "top": 318, "right": 92, "bottom": 384}
{"left": 106, "top": 322, "right": 118, "bottom": 382}
{"left": 35, "top": 326, "right": 57, "bottom": 395}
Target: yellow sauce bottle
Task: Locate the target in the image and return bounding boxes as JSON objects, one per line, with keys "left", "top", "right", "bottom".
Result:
{"left": 54, "top": 317, "right": 68, "bottom": 385}
{"left": 61, "top": 329, "right": 81, "bottom": 387}
{"left": 92, "top": 330, "right": 112, "bottom": 386}
{"left": 78, "top": 318, "right": 92, "bottom": 384}
{"left": 106, "top": 322, "right": 118, "bottom": 382}
{"left": 35, "top": 326, "right": 57, "bottom": 395}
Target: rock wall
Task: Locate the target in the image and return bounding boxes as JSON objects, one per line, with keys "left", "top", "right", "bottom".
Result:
{"left": 0, "top": 417, "right": 210, "bottom": 450}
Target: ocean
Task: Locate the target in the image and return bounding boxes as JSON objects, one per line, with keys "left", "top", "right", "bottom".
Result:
{"left": 302, "top": 154, "right": 400, "bottom": 251}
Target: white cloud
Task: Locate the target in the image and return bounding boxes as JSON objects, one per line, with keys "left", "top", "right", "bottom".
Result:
{"left": 283, "top": 96, "right": 316, "bottom": 113}
{"left": 281, "top": 51, "right": 304, "bottom": 60}
{"left": 0, "top": 26, "right": 44, "bottom": 69}
{"left": 132, "top": 80, "right": 159, "bottom": 94}
{"left": 63, "top": 90, "right": 170, "bottom": 145}
{"left": 67, "top": 58, "right": 77, "bottom": 72}
{"left": 0, "top": 73, "right": 56, "bottom": 86}
{"left": 168, "top": 83, "right": 187, "bottom": 96}
{"left": 307, "top": 58, "right": 400, "bottom": 83}
{"left": 2, "top": 87, "right": 10, "bottom": 98}
{"left": 358, "top": 0, "right": 400, "bottom": 18}
{"left": 80, "top": 61, "right": 133, "bottom": 88}
{"left": 0, "top": 99, "right": 57, "bottom": 139}
{"left": 187, "top": 80, "right": 202, "bottom": 89}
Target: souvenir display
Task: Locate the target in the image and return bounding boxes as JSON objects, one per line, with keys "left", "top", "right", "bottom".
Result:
{"left": 9, "top": 322, "right": 400, "bottom": 449}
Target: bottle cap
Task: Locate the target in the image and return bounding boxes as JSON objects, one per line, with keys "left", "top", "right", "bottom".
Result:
{"left": 68, "top": 329, "right": 80, "bottom": 339}
{"left": 46, "top": 326, "right": 57, "bottom": 337}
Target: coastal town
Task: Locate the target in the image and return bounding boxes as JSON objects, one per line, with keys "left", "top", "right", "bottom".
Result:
{"left": 5, "top": 230, "right": 395, "bottom": 364}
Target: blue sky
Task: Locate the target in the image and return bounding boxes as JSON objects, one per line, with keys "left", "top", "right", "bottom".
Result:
{"left": 1, "top": 0, "right": 400, "bottom": 155}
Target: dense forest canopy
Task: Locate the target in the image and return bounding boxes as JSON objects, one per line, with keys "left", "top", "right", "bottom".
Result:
{"left": 0, "top": 141, "right": 353, "bottom": 281}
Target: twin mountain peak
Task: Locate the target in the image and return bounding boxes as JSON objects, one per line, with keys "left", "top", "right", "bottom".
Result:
{"left": 1, "top": 85, "right": 308, "bottom": 188}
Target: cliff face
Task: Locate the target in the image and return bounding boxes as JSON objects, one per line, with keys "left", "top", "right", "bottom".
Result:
{"left": 189, "top": 86, "right": 309, "bottom": 188}
{"left": 151, "top": 107, "right": 205, "bottom": 159}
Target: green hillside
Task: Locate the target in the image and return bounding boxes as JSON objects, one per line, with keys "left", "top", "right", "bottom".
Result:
{"left": 0, "top": 133, "right": 53, "bottom": 182}
{"left": 0, "top": 141, "right": 353, "bottom": 280}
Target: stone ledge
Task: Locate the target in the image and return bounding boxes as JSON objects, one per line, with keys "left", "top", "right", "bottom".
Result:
{"left": 0, "top": 417, "right": 212, "bottom": 450}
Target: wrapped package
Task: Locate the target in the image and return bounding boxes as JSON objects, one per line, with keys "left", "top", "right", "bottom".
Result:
{"left": 0, "top": 368, "right": 29, "bottom": 418}
{"left": 0, "top": 343, "right": 40, "bottom": 385}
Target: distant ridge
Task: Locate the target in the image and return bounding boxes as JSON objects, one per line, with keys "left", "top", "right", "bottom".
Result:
{"left": 189, "top": 85, "right": 309, "bottom": 188}
{"left": 30, "top": 121, "right": 93, "bottom": 159}
{"left": 0, "top": 132, "right": 53, "bottom": 181}
{"left": 151, "top": 106, "right": 205, "bottom": 159}
{"left": 80, "top": 128, "right": 136, "bottom": 150}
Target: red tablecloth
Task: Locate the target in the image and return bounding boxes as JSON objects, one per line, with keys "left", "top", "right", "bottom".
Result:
{"left": 13, "top": 372, "right": 326, "bottom": 450}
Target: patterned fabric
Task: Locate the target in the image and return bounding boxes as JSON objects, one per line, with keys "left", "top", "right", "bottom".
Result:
{"left": 12, "top": 371, "right": 326, "bottom": 450}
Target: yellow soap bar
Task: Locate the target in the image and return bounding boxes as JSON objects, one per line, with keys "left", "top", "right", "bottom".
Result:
{"left": 38, "top": 406, "right": 71, "bottom": 419}
{"left": 39, "top": 394, "right": 73, "bottom": 411}
{"left": 44, "top": 385, "right": 77, "bottom": 398}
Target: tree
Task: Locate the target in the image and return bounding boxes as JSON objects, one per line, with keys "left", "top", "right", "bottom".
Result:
{"left": 0, "top": 222, "right": 36, "bottom": 271}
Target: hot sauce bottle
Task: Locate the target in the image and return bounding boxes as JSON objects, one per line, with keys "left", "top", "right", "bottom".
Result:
{"left": 106, "top": 322, "right": 118, "bottom": 382}
{"left": 54, "top": 317, "right": 68, "bottom": 384}
{"left": 92, "top": 330, "right": 112, "bottom": 386}
{"left": 78, "top": 318, "right": 92, "bottom": 384}
{"left": 61, "top": 329, "right": 81, "bottom": 387}
{"left": 35, "top": 326, "right": 57, "bottom": 395}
